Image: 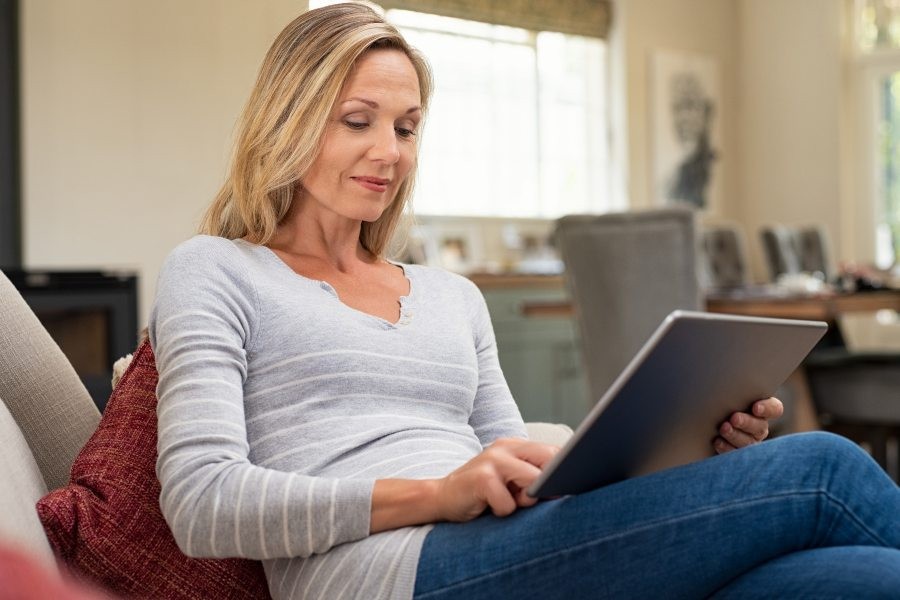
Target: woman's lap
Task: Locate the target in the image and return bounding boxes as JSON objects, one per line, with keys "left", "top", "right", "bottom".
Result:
{"left": 414, "top": 432, "right": 900, "bottom": 599}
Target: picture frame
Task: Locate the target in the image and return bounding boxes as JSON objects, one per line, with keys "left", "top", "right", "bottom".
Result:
{"left": 433, "top": 225, "right": 483, "bottom": 274}
{"left": 651, "top": 50, "right": 722, "bottom": 213}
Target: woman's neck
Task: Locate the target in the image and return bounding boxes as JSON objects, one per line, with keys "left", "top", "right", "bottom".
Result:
{"left": 268, "top": 210, "right": 375, "bottom": 274}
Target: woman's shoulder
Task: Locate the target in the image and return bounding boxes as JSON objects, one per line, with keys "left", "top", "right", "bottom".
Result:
{"left": 165, "top": 234, "right": 244, "bottom": 262}
{"left": 162, "top": 235, "right": 257, "bottom": 271}
{"left": 160, "top": 235, "right": 258, "bottom": 285}
{"left": 401, "top": 263, "right": 483, "bottom": 301}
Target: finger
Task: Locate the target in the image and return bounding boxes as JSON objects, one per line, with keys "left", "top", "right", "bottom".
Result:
{"left": 713, "top": 436, "right": 737, "bottom": 454}
{"left": 512, "top": 484, "right": 539, "bottom": 508}
{"left": 483, "top": 476, "right": 517, "bottom": 517}
{"left": 730, "top": 411, "right": 769, "bottom": 441}
{"left": 511, "top": 441, "right": 561, "bottom": 470}
{"left": 720, "top": 420, "right": 762, "bottom": 448}
{"left": 495, "top": 453, "right": 543, "bottom": 489}
{"left": 752, "top": 397, "right": 784, "bottom": 420}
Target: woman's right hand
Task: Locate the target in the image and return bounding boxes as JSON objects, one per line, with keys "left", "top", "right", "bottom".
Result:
{"left": 369, "top": 438, "right": 559, "bottom": 533}
{"left": 434, "top": 438, "right": 559, "bottom": 522}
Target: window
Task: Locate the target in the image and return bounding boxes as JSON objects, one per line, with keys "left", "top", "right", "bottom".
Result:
{"left": 854, "top": 0, "right": 900, "bottom": 267}
{"left": 857, "top": 0, "right": 900, "bottom": 52}
{"left": 875, "top": 71, "right": 900, "bottom": 266}
{"left": 308, "top": 1, "right": 611, "bottom": 218}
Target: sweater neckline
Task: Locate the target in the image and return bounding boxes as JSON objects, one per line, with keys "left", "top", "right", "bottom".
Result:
{"left": 235, "top": 239, "right": 416, "bottom": 329}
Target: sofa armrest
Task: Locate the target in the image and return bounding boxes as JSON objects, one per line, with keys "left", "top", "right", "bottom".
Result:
{"left": 525, "top": 422, "right": 574, "bottom": 446}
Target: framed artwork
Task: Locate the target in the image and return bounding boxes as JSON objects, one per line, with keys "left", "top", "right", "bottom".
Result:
{"left": 396, "top": 223, "right": 483, "bottom": 274}
{"left": 651, "top": 50, "right": 722, "bottom": 212}
{"left": 434, "top": 226, "right": 482, "bottom": 274}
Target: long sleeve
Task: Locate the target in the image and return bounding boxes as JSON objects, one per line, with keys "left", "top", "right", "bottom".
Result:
{"left": 149, "top": 237, "right": 374, "bottom": 560}
{"left": 462, "top": 281, "right": 528, "bottom": 445}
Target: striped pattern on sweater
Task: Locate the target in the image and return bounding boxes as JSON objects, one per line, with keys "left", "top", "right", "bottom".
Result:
{"left": 149, "top": 236, "right": 526, "bottom": 600}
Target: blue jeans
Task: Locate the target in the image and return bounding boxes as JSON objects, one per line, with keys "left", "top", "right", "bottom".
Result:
{"left": 413, "top": 432, "right": 900, "bottom": 599}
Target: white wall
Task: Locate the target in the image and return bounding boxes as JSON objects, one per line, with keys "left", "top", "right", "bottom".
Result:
{"left": 617, "top": 0, "right": 740, "bottom": 218}
{"left": 736, "top": 0, "right": 846, "bottom": 277}
{"left": 21, "top": 0, "right": 307, "bottom": 326}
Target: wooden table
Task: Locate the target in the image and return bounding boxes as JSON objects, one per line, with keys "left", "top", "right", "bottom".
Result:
{"left": 705, "top": 290, "right": 900, "bottom": 322}
{"left": 502, "top": 287, "right": 900, "bottom": 322}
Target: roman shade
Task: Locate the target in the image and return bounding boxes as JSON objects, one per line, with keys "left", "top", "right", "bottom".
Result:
{"left": 379, "top": 0, "right": 612, "bottom": 38}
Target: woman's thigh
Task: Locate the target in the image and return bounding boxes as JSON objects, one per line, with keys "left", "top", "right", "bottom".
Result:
{"left": 414, "top": 432, "right": 900, "bottom": 599}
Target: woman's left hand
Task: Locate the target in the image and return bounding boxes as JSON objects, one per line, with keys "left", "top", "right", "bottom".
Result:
{"left": 713, "top": 397, "right": 784, "bottom": 454}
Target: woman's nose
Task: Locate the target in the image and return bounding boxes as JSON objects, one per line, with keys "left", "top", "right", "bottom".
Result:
{"left": 368, "top": 125, "right": 401, "bottom": 164}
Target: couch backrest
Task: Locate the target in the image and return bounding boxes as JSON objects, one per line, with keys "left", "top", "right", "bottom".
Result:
{"left": 0, "top": 397, "right": 54, "bottom": 565}
{"left": 0, "top": 270, "right": 100, "bottom": 491}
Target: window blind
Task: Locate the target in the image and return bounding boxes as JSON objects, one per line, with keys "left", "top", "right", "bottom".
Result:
{"left": 378, "top": 0, "right": 611, "bottom": 38}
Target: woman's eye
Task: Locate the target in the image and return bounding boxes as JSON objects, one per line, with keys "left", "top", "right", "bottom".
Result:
{"left": 344, "top": 120, "right": 368, "bottom": 130}
{"left": 395, "top": 127, "right": 416, "bottom": 139}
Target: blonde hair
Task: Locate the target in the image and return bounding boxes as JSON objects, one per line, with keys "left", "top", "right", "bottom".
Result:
{"left": 200, "top": 2, "right": 432, "bottom": 256}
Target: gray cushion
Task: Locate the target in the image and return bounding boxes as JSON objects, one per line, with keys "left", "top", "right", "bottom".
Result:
{"left": 525, "top": 422, "right": 574, "bottom": 447}
{"left": 0, "top": 270, "right": 100, "bottom": 491}
{"left": 0, "top": 397, "right": 54, "bottom": 565}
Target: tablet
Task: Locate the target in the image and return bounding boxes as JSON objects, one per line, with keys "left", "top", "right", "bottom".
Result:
{"left": 527, "top": 310, "right": 827, "bottom": 498}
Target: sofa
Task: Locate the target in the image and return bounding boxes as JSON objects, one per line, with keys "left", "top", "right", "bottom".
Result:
{"left": 0, "top": 268, "right": 572, "bottom": 597}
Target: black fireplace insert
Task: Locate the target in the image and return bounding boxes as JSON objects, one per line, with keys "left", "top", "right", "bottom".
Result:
{"left": 6, "top": 269, "right": 139, "bottom": 411}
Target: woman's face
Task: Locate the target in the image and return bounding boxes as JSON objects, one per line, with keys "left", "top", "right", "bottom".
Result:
{"left": 300, "top": 49, "right": 422, "bottom": 224}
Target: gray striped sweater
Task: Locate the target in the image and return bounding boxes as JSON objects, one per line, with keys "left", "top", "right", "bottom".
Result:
{"left": 149, "top": 235, "right": 527, "bottom": 600}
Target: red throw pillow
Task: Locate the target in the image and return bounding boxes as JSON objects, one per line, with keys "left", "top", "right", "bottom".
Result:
{"left": 36, "top": 340, "right": 272, "bottom": 599}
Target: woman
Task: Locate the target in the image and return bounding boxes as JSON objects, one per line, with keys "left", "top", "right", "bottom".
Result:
{"left": 149, "top": 4, "right": 900, "bottom": 599}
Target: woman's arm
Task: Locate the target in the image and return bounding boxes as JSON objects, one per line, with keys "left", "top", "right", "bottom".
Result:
{"left": 151, "top": 238, "right": 373, "bottom": 559}
{"left": 370, "top": 438, "right": 559, "bottom": 533}
{"left": 462, "top": 280, "right": 529, "bottom": 444}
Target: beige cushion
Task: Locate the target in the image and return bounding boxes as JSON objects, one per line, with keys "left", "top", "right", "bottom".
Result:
{"left": 525, "top": 422, "right": 574, "bottom": 446}
{"left": 0, "top": 397, "right": 54, "bottom": 566}
{"left": 0, "top": 271, "right": 100, "bottom": 491}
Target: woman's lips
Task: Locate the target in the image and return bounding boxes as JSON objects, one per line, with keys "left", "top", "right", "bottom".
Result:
{"left": 351, "top": 176, "right": 390, "bottom": 193}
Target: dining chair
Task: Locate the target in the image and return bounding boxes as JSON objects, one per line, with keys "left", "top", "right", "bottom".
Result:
{"left": 760, "top": 225, "right": 802, "bottom": 281}
{"left": 701, "top": 224, "right": 750, "bottom": 289}
{"left": 554, "top": 207, "right": 702, "bottom": 400}
{"left": 760, "top": 224, "right": 833, "bottom": 282}
{"left": 805, "top": 349, "right": 900, "bottom": 481}
{"left": 796, "top": 225, "right": 833, "bottom": 280}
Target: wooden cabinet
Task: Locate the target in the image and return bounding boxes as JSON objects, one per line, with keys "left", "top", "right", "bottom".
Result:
{"left": 475, "top": 276, "right": 590, "bottom": 429}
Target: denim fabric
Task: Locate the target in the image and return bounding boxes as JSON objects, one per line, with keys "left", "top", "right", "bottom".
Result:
{"left": 414, "top": 432, "right": 900, "bottom": 599}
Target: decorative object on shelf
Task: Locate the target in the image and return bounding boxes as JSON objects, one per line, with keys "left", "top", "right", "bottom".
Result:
{"left": 651, "top": 50, "right": 722, "bottom": 212}
{"left": 433, "top": 225, "right": 483, "bottom": 274}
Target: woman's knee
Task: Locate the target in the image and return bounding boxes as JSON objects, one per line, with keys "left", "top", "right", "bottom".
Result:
{"left": 764, "top": 431, "right": 884, "bottom": 486}
{"left": 786, "top": 430, "right": 862, "bottom": 452}
{"left": 769, "top": 431, "right": 867, "bottom": 463}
